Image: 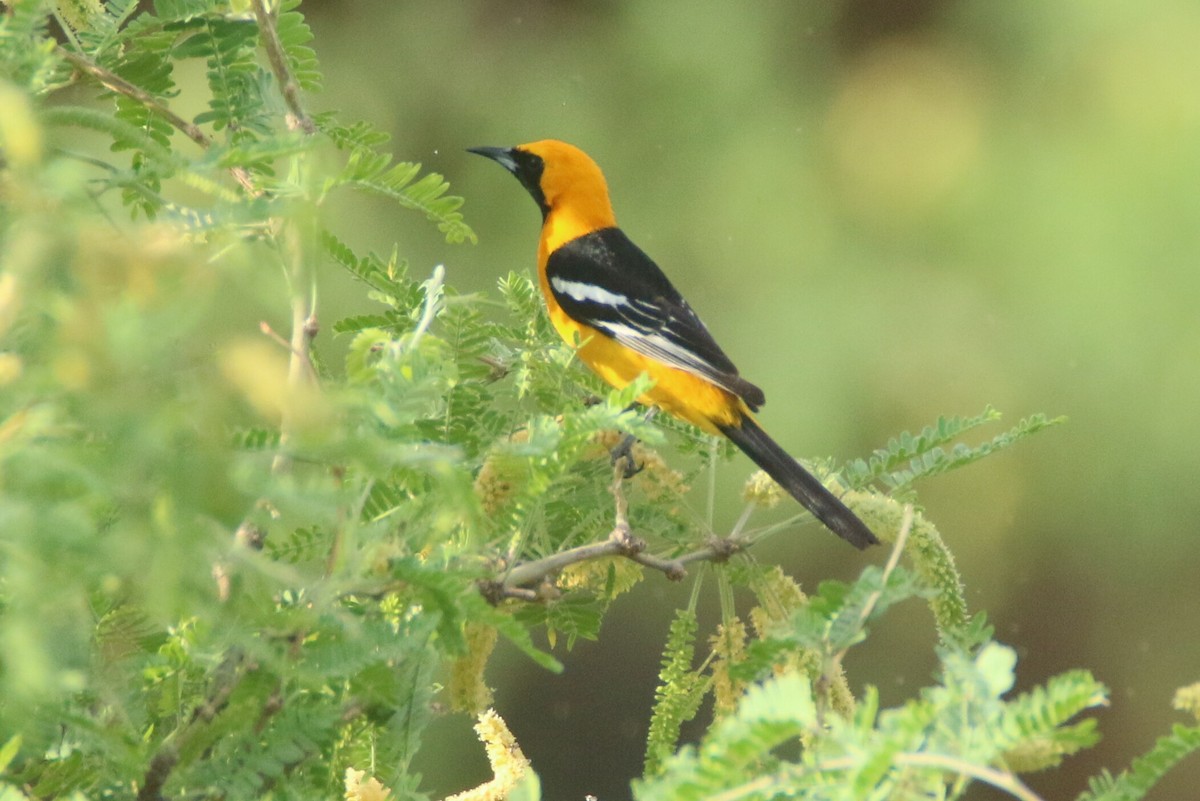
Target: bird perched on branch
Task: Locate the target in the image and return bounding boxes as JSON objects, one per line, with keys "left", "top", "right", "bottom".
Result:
{"left": 469, "top": 139, "right": 877, "bottom": 549}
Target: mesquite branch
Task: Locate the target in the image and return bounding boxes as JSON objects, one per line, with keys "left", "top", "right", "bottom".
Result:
{"left": 57, "top": 47, "right": 257, "bottom": 193}
{"left": 483, "top": 458, "right": 749, "bottom": 602}
{"left": 250, "top": 0, "right": 316, "bottom": 134}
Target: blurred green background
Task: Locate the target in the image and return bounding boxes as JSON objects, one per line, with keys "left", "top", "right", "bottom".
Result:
{"left": 301, "top": 1, "right": 1200, "bottom": 798}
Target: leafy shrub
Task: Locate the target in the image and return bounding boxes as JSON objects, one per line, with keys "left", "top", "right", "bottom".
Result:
{"left": 0, "top": 3, "right": 1196, "bottom": 799}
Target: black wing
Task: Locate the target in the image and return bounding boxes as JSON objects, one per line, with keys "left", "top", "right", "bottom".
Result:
{"left": 545, "top": 227, "right": 765, "bottom": 410}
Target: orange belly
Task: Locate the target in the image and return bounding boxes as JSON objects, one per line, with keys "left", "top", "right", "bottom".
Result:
{"left": 544, "top": 299, "right": 744, "bottom": 434}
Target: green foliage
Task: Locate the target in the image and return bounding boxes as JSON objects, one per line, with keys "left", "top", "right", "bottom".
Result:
{"left": 276, "top": 0, "right": 321, "bottom": 92}
{"left": 1078, "top": 723, "right": 1200, "bottom": 801}
{"left": 644, "top": 609, "right": 706, "bottom": 777}
{"left": 320, "top": 119, "right": 475, "bottom": 244}
{"left": 844, "top": 406, "right": 1066, "bottom": 492}
{"left": 0, "top": 4, "right": 68, "bottom": 92}
{"left": 0, "top": 3, "right": 1194, "bottom": 801}
{"left": 636, "top": 672, "right": 814, "bottom": 801}
{"left": 635, "top": 635, "right": 1108, "bottom": 801}
{"left": 847, "top": 494, "right": 972, "bottom": 639}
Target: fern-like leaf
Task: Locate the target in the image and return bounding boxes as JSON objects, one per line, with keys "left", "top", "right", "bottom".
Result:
{"left": 177, "top": 15, "right": 271, "bottom": 137}
{"left": 824, "top": 565, "right": 927, "bottom": 653}
{"left": 198, "top": 702, "right": 341, "bottom": 797}
{"left": 331, "top": 152, "right": 475, "bottom": 244}
{"left": 0, "top": 4, "right": 70, "bottom": 93}
{"left": 110, "top": 29, "right": 176, "bottom": 151}
{"left": 1077, "top": 723, "right": 1200, "bottom": 801}
{"left": 322, "top": 229, "right": 424, "bottom": 313}
{"left": 152, "top": 0, "right": 212, "bottom": 23}
{"left": 1000, "top": 669, "right": 1107, "bottom": 772}
{"left": 263, "top": 525, "right": 329, "bottom": 565}
{"left": 316, "top": 115, "right": 392, "bottom": 151}
{"left": 845, "top": 407, "right": 1065, "bottom": 489}
{"left": 332, "top": 312, "right": 409, "bottom": 336}
{"left": 41, "top": 105, "right": 177, "bottom": 170}
{"left": 276, "top": 0, "right": 321, "bottom": 91}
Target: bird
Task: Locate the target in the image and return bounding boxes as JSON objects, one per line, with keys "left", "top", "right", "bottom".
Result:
{"left": 468, "top": 140, "right": 877, "bottom": 549}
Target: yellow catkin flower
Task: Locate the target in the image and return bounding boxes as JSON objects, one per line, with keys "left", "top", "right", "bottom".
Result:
{"left": 824, "top": 664, "right": 857, "bottom": 719}
{"left": 748, "top": 566, "right": 809, "bottom": 635}
{"left": 710, "top": 618, "right": 748, "bottom": 721}
{"left": 635, "top": 448, "right": 688, "bottom": 501}
{"left": 443, "top": 709, "right": 530, "bottom": 801}
{"left": 589, "top": 428, "right": 624, "bottom": 454}
{"left": 1002, "top": 740, "right": 1073, "bottom": 774}
{"left": 558, "top": 555, "right": 643, "bottom": 598}
{"left": 843, "top": 490, "right": 969, "bottom": 637}
{"left": 448, "top": 622, "right": 498, "bottom": 714}
{"left": 474, "top": 431, "right": 532, "bottom": 515}
{"left": 220, "top": 338, "right": 331, "bottom": 431}
{"left": 344, "top": 767, "right": 392, "bottom": 801}
{"left": 746, "top": 568, "right": 851, "bottom": 711}
{"left": 741, "top": 470, "right": 786, "bottom": 508}
{"left": 0, "top": 83, "right": 42, "bottom": 168}
{"left": 474, "top": 453, "right": 527, "bottom": 516}
{"left": 1173, "top": 682, "right": 1200, "bottom": 722}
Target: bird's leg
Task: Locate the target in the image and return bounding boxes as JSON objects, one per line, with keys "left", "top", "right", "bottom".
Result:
{"left": 610, "top": 406, "right": 659, "bottom": 479}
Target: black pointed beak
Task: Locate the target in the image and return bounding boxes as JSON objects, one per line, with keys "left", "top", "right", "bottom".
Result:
{"left": 469, "top": 145, "right": 549, "bottom": 217}
{"left": 467, "top": 146, "right": 519, "bottom": 174}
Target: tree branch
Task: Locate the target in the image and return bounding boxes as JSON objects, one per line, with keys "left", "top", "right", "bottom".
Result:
{"left": 485, "top": 460, "right": 750, "bottom": 600}
{"left": 138, "top": 652, "right": 251, "bottom": 800}
{"left": 57, "top": 46, "right": 257, "bottom": 193}
{"left": 250, "top": 0, "right": 315, "bottom": 134}
{"left": 136, "top": 748, "right": 177, "bottom": 801}
{"left": 58, "top": 47, "right": 208, "bottom": 148}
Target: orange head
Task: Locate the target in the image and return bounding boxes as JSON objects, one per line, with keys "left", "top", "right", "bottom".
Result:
{"left": 468, "top": 140, "right": 617, "bottom": 237}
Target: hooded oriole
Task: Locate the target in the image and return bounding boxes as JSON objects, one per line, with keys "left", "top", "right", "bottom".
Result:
{"left": 469, "top": 139, "right": 877, "bottom": 549}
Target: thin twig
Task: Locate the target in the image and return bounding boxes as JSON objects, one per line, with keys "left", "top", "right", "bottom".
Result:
{"left": 406, "top": 264, "right": 446, "bottom": 355}
{"left": 56, "top": 46, "right": 257, "bottom": 193}
{"left": 814, "top": 504, "right": 913, "bottom": 724}
{"left": 893, "top": 753, "right": 1045, "bottom": 801}
{"left": 250, "top": 0, "right": 315, "bottom": 134}
{"left": 831, "top": 503, "right": 913, "bottom": 666}
{"left": 489, "top": 461, "right": 750, "bottom": 595}
{"left": 705, "top": 436, "right": 719, "bottom": 531}
{"left": 728, "top": 500, "right": 757, "bottom": 539}
{"left": 260, "top": 320, "right": 320, "bottom": 384}
{"left": 59, "top": 47, "right": 209, "bottom": 147}
{"left": 486, "top": 449, "right": 759, "bottom": 596}
{"left": 270, "top": 304, "right": 318, "bottom": 474}
{"left": 705, "top": 751, "right": 1045, "bottom": 801}
{"left": 610, "top": 456, "right": 634, "bottom": 538}
{"left": 136, "top": 749, "right": 177, "bottom": 801}
{"left": 499, "top": 529, "right": 648, "bottom": 590}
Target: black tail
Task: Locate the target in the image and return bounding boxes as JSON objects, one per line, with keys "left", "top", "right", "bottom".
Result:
{"left": 719, "top": 417, "right": 878, "bottom": 550}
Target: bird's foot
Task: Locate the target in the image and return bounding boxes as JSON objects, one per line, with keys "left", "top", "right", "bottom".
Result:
{"left": 610, "top": 433, "right": 643, "bottom": 479}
